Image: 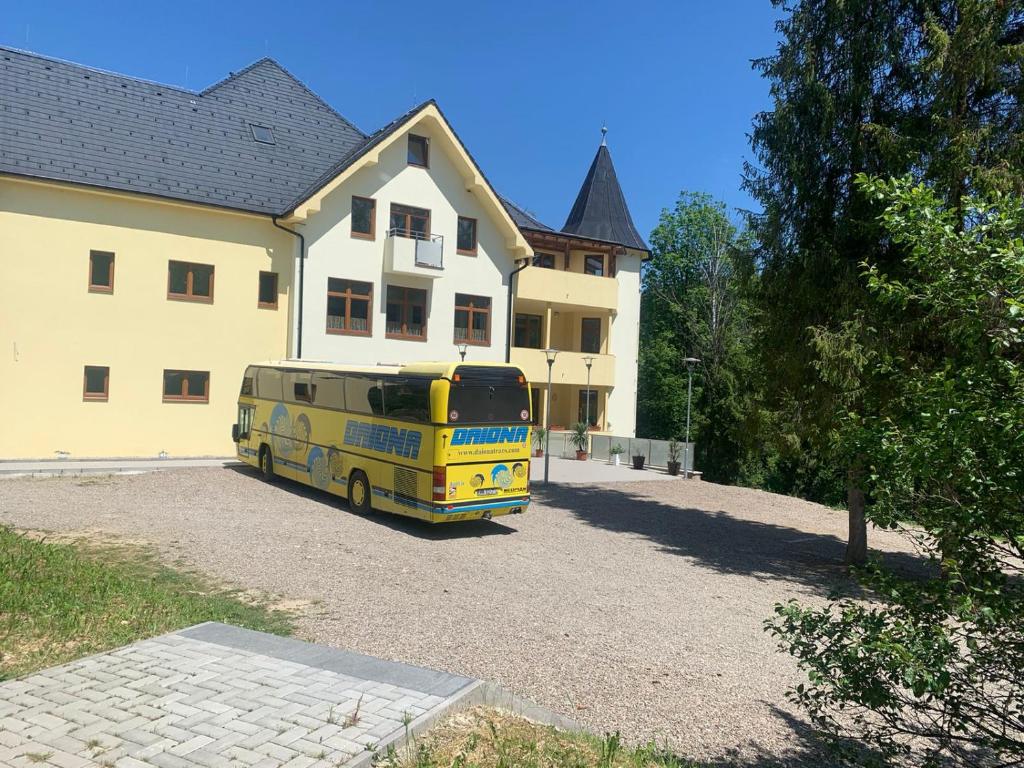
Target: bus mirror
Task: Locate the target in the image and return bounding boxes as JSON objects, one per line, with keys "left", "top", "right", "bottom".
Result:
{"left": 231, "top": 424, "right": 240, "bottom": 442}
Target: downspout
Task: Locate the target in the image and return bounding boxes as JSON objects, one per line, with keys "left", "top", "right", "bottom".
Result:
{"left": 272, "top": 217, "right": 305, "bottom": 360}
{"left": 505, "top": 258, "right": 530, "bottom": 363}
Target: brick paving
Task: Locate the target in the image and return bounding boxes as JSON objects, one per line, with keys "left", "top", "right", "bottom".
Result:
{"left": 0, "top": 624, "right": 474, "bottom": 768}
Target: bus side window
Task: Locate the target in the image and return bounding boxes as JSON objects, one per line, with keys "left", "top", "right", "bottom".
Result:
{"left": 345, "top": 375, "right": 382, "bottom": 416}
{"left": 312, "top": 372, "right": 345, "bottom": 410}
{"left": 257, "top": 368, "right": 283, "bottom": 401}
{"left": 383, "top": 378, "right": 430, "bottom": 423}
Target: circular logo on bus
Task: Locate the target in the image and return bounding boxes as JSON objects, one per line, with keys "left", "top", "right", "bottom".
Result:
{"left": 449, "top": 409, "right": 459, "bottom": 421}
{"left": 520, "top": 409, "right": 529, "bottom": 421}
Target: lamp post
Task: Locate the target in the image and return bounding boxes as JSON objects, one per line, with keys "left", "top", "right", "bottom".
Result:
{"left": 543, "top": 348, "right": 558, "bottom": 484}
{"left": 456, "top": 342, "right": 468, "bottom": 362}
{"left": 683, "top": 357, "right": 700, "bottom": 479}
{"left": 582, "top": 355, "right": 594, "bottom": 428}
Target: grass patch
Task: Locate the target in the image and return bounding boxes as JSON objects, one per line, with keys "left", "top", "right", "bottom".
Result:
{"left": 379, "top": 707, "right": 696, "bottom": 768}
{"left": 0, "top": 526, "right": 292, "bottom": 680}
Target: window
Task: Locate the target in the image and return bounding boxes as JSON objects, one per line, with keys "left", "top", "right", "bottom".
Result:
{"left": 578, "top": 389, "right": 598, "bottom": 427}
{"left": 237, "top": 405, "right": 254, "bottom": 440}
{"left": 83, "top": 366, "right": 109, "bottom": 401}
{"left": 389, "top": 204, "right": 430, "bottom": 239}
{"left": 258, "top": 271, "right": 278, "bottom": 309}
{"left": 584, "top": 255, "right": 605, "bottom": 276}
{"left": 326, "top": 279, "right": 372, "bottom": 335}
{"left": 351, "top": 196, "right": 375, "bottom": 239}
{"left": 383, "top": 378, "right": 432, "bottom": 423}
{"left": 345, "top": 375, "right": 384, "bottom": 416}
{"left": 284, "top": 371, "right": 315, "bottom": 403}
{"left": 581, "top": 317, "right": 602, "bottom": 354}
{"left": 256, "top": 367, "right": 283, "bottom": 401}
{"left": 532, "top": 253, "right": 556, "bottom": 269}
{"left": 531, "top": 388, "right": 541, "bottom": 425}
{"left": 407, "top": 134, "right": 429, "bottom": 167}
{"left": 168, "top": 260, "right": 214, "bottom": 302}
{"left": 454, "top": 294, "right": 490, "bottom": 345}
{"left": 163, "top": 370, "right": 209, "bottom": 403}
{"left": 457, "top": 217, "right": 477, "bottom": 255}
{"left": 311, "top": 372, "right": 346, "bottom": 410}
{"left": 250, "top": 124, "right": 275, "bottom": 144}
{"left": 88, "top": 250, "right": 114, "bottom": 293}
{"left": 514, "top": 313, "right": 543, "bottom": 349}
{"left": 386, "top": 285, "right": 427, "bottom": 340}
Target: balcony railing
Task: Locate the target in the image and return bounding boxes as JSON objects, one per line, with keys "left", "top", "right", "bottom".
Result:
{"left": 387, "top": 228, "right": 443, "bottom": 269}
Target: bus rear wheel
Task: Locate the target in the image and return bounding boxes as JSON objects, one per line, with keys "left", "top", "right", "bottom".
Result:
{"left": 259, "top": 446, "right": 276, "bottom": 482}
{"left": 348, "top": 471, "right": 371, "bottom": 515}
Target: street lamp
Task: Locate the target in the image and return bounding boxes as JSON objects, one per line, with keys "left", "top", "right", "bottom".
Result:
{"left": 683, "top": 357, "right": 701, "bottom": 479}
{"left": 582, "top": 355, "right": 595, "bottom": 428}
{"left": 543, "top": 348, "right": 558, "bottom": 484}
{"left": 456, "top": 342, "right": 468, "bottom": 362}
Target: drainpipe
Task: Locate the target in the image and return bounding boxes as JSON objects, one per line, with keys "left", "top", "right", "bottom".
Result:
{"left": 505, "top": 259, "right": 530, "bottom": 363}
{"left": 272, "top": 217, "right": 305, "bottom": 359}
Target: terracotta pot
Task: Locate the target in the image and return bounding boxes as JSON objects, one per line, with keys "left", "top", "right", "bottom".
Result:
{"left": 534, "top": 449, "right": 544, "bottom": 458}
{"left": 575, "top": 450, "right": 588, "bottom": 461}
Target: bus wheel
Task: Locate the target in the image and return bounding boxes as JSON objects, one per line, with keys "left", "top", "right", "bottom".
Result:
{"left": 348, "top": 471, "right": 371, "bottom": 515}
{"left": 259, "top": 446, "right": 276, "bottom": 482}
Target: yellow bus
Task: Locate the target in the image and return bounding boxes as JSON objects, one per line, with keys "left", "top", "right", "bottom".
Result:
{"left": 232, "top": 361, "right": 532, "bottom": 522}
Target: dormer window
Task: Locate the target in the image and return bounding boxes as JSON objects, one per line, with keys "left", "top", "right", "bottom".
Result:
{"left": 407, "top": 134, "right": 429, "bottom": 167}
{"left": 250, "top": 124, "right": 275, "bottom": 145}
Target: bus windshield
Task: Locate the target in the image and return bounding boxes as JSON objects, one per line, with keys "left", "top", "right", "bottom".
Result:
{"left": 447, "top": 365, "right": 531, "bottom": 425}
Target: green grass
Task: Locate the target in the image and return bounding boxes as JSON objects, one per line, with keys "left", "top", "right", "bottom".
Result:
{"left": 0, "top": 526, "right": 292, "bottom": 680}
{"left": 379, "top": 707, "right": 697, "bottom": 768}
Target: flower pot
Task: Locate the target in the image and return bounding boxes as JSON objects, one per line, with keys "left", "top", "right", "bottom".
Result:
{"left": 667, "top": 461, "right": 681, "bottom": 476}
{"left": 575, "top": 450, "right": 588, "bottom": 461}
{"left": 534, "top": 449, "right": 544, "bottom": 458}
{"left": 610, "top": 454, "right": 621, "bottom": 466}
{"left": 632, "top": 455, "right": 646, "bottom": 470}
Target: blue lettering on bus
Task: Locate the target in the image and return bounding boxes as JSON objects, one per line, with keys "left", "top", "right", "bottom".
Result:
{"left": 343, "top": 419, "right": 422, "bottom": 459}
{"left": 450, "top": 426, "right": 528, "bottom": 447}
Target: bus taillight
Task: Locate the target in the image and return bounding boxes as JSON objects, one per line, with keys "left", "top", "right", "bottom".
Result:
{"left": 432, "top": 465, "right": 446, "bottom": 501}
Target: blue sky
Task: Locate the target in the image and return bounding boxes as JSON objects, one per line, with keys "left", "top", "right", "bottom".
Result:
{"left": 1, "top": 0, "right": 783, "bottom": 239}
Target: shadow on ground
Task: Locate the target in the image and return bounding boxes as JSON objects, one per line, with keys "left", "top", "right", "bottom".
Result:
{"left": 535, "top": 483, "right": 933, "bottom": 595}
{"left": 226, "top": 464, "right": 519, "bottom": 540}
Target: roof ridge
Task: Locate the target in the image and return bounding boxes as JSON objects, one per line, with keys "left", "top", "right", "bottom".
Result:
{"left": 202, "top": 56, "right": 366, "bottom": 138}
{"left": 0, "top": 44, "right": 199, "bottom": 95}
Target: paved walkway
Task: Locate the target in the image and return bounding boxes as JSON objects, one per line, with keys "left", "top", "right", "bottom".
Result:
{"left": 0, "top": 624, "right": 569, "bottom": 768}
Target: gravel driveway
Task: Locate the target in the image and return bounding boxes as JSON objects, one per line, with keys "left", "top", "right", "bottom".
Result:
{"left": 0, "top": 468, "right": 922, "bottom": 765}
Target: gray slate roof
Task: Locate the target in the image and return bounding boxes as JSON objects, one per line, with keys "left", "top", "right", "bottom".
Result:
{"left": 501, "top": 196, "right": 554, "bottom": 232}
{"left": 0, "top": 46, "right": 365, "bottom": 215}
{"left": 562, "top": 144, "right": 648, "bottom": 251}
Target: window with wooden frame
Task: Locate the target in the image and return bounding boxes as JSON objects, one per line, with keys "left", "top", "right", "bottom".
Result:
{"left": 389, "top": 204, "right": 430, "bottom": 239}
{"left": 385, "top": 285, "right": 427, "bottom": 340}
{"left": 88, "top": 250, "right": 115, "bottom": 293}
{"left": 581, "top": 317, "right": 602, "bottom": 354}
{"left": 162, "top": 370, "right": 209, "bottom": 403}
{"left": 351, "top": 196, "right": 376, "bottom": 239}
{"left": 532, "top": 252, "right": 556, "bottom": 269}
{"left": 514, "top": 313, "right": 543, "bottom": 349}
{"left": 456, "top": 216, "right": 477, "bottom": 255}
{"left": 584, "top": 254, "right": 605, "bottom": 276}
{"left": 83, "top": 366, "right": 109, "bottom": 401}
{"left": 578, "top": 389, "right": 599, "bottom": 427}
{"left": 258, "top": 271, "right": 278, "bottom": 309}
{"left": 454, "top": 294, "right": 491, "bottom": 345}
{"left": 407, "top": 134, "right": 429, "bottom": 167}
{"left": 326, "top": 278, "right": 372, "bottom": 335}
{"left": 167, "top": 260, "right": 214, "bottom": 302}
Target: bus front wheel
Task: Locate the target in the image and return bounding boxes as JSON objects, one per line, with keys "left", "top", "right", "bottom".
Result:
{"left": 348, "top": 471, "right": 371, "bottom": 515}
{"left": 259, "top": 446, "right": 276, "bottom": 482}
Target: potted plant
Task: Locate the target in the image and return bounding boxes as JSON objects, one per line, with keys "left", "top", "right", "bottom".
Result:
{"left": 632, "top": 452, "right": 646, "bottom": 470}
{"left": 609, "top": 443, "right": 624, "bottom": 466}
{"left": 532, "top": 426, "right": 547, "bottom": 458}
{"left": 667, "top": 438, "right": 682, "bottom": 476}
{"left": 569, "top": 421, "right": 590, "bottom": 460}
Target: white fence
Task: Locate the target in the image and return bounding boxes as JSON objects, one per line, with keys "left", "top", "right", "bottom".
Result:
{"left": 545, "top": 432, "right": 695, "bottom": 471}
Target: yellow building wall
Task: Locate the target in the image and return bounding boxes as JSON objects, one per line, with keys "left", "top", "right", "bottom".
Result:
{"left": 0, "top": 177, "right": 294, "bottom": 459}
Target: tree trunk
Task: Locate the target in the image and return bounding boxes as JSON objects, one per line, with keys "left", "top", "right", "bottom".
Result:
{"left": 845, "top": 467, "right": 868, "bottom": 565}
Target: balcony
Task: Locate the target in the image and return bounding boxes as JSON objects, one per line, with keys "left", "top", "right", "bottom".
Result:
{"left": 511, "top": 348, "right": 616, "bottom": 388}
{"left": 515, "top": 265, "right": 618, "bottom": 312}
{"left": 384, "top": 229, "right": 444, "bottom": 278}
